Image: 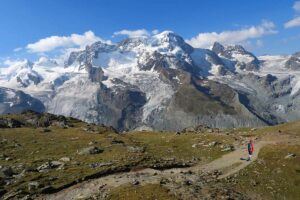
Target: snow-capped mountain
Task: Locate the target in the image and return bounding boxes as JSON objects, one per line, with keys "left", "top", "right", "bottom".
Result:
{"left": 0, "top": 87, "right": 45, "bottom": 114}
{"left": 1, "top": 31, "right": 300, "bottom": 131}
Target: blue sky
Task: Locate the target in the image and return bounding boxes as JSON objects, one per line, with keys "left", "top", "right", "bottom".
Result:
{"left": 0, "top": 0, "right": 299, "bottom": 61}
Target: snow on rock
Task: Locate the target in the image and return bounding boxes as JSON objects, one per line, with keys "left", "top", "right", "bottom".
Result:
{"left": 103, "top": 67, "right": 174, "bottom": 122}
{"left": 1, "top": 31, "right": 300, "bottom": 130}
{"left": 47, "top": 74, "right": 100, "bottom": 121}
{"left": 231, "top": 52, "right": 255, "bottom": 63}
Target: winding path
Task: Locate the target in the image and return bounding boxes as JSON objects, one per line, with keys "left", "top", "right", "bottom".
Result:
{"left": 40, "top": 134, "right": 291, "bottom": 200}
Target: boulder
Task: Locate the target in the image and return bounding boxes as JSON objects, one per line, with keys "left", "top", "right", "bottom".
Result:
{"left": 127, "top": 146, "right": 145, "bottom": 153}
{"left": 89, "top": 162, "right": 113, "bottom": 168}
{"left": 284, "top": 153, "right": 296, "bottom": 159}
{"left": 0, "top": 118, "right": 23, "bottom": 128}
{"left": 28, "top": 181, "right": 40, "bottom": 192}
{"left": 0, "top": 154, "right": 8, "bottom": 160}
{"left": 77, "top": 146, "right": 103, "bottom": 155}
{"left": 221, "top": 145, "right": 235, "bottom": 152}
{"left": 59, "top": 157, "right": 71, "bottom": 162}
{"left": 182, "top": 127, "right": 195, "bottom": 133}
{"left": 132, "top": 179, "right": 140, "bottom": 185}
{"left": 37, "top": 161, "right": 64, "bottom": 172}
{"left": 0, "top": 166, "right": 14, "bottom": 178}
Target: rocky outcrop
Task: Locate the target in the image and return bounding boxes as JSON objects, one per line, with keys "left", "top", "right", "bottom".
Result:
{"left": 212, "top": 42, "right": 260, "bottom": 71}
{"left": 285, "top": 52, "right": 300, "bottom": 70}
{"left": 0, "top": 87, "right": 45, "bottom": 115}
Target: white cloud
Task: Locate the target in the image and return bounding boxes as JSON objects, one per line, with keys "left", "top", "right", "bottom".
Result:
{"left": 186, "top": 21, "right": 277, "bottom": 48}
{"left": 26, "top": 31, "right": 109, "bottom": 53}
{"left": 152, "top": 29, "right": 159, "bottom": 35}
{"left": 284, "top": 1, "right": 300, "bottom": 28}
{"left": 293, "top": 1, "right": 300, "bottom": 12}
{"left": 113, "top": 29, "right": 150, "bottom": 38}
{"left": 13, "top": 47, "right": 22, "bottom": 52}
{"left": 285, "top": 16, "right": 300, "bottom": 28}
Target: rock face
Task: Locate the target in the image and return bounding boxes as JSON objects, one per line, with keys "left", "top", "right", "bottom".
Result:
{"left": 0, "top": 87, "right": 45, "bottom": 115}
{"left": 1, "top": 31, "right": 300, "bottom": 131}
{"left": 285, "top": 52, "right": 300, "bottom": 70}
{"left": 0, "top": 118, "right": 24, "bottom": 128}
{"left": 212, "top": 42, "right": 260, "bottom": 71}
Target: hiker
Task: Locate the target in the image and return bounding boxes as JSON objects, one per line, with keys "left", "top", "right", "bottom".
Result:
{"left": 247, "top": 140, "right": 254, "bottom": 161}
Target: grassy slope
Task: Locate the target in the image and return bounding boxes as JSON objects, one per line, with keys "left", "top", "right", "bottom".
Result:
{"left": 0, "top": 119, "right": 233, "bottom": 197}
{"left": 231, "top": 144, "right": 300, "bottom": 200}
{"left": 1, "top": 112, "right": 300, "bottom": 199}
{"left": 222, "top": 120, "right": 300, "bottom": 200}
{"left": 107, "top": 184, "right": 177, "bottom": 200}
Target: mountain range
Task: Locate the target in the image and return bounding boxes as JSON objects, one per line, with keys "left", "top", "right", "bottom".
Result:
{"left": 1, "top": 31, "right": 300, "bottom": 131}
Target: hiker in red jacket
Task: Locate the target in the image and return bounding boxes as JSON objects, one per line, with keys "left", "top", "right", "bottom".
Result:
{"left": 247, "top": 140, "right": 254, "bottom": 161}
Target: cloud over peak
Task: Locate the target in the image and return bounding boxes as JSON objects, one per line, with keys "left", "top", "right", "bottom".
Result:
{"left": 113, "top": 29, "right": 150, "bottom": 38}
{"left": 186, "top": 21, "right": 277, "bottom": 49}
{"left": 284, "top": 1, "right": 300, "bottom": 28}
{"left": 26, "top": 31, "right": 109, "bottom": 53}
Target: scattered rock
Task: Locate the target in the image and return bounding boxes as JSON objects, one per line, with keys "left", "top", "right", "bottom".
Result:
{"left": 50, "top": 161, "right": 64, "bottom": 168}
{"left": 59, "top": 157, "right": 71, "bottom": 162}
{"left": 127, "top": 146, "right": 145, "bottom": 153}
{"left": 194, "top": 124, "right": 210, "bottom": 132}
{"left": 28, "top": 181, "right": 40, "bottom": 192}
{"left": 273, "top": 168, "right": 282, "bottom": 174}
{"left": 89, "top": 162, "right": 113, "bottom": 168}
{"left": 208, "top": 141, "right": 220, "bottom": 147}
{"left": 37, "top": 161, "right": 64, "bottom": 172}
{"left": 77, "top": 146, "right": 103, "bottom": 155}
{"left": 0, "top": 118, "right": 23, "bottom": 128}
{"left": 40, "top": 185, "right": 55, "bottom": 193}
{"left": 284, "top": 153, "right": 296, "bottom": 159}
{"left": 181, "top": 127, "right": 195, "bottom": 133}
{"left": 0, "top": 166, "right": 14, "bottom": 178}
{"left": 250, "top": 179, "right": 259, "bottom": 186}
{"left": 221, "top": 145, "right": 235, "bottom": 152}
{"left": 0, "top": 154, "right": 8, "bottom": 160}
{"left": 207, "top": 129, "right": 213, "bottom": 133}
{"left": 0, "top": 139, "right": 8, "bottom": 146}
{"left": 132, "top": 179, "right": 140, "bottom": 185}
{"left": 160, "top": 178, "right": 169, "bottom": 185}
{"left": 5, "top": 157, "right": 12, "bottom": 161}
{"left": 111, "top": 139, "right": 124, "bottom": 145}
{"left": 88, "top": 141, "right": 98, "bottom": 145}
{"left": 184, "top": 179, "right": 193, "bottom": 186}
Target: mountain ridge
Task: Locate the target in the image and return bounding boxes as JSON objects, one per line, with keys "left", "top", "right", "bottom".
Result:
{"left": 1, "top": 31, "right": 300, "bottom": 131}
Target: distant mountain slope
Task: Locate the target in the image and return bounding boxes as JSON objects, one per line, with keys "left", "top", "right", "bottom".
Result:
{"left": 1, "top": 31, "right": 300, "bottom": 130}
{"left": 0, "top": 87, "right": 45, "bottom": 114}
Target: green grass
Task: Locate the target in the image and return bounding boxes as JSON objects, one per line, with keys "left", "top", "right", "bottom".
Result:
{"left": 107, "top": 184, "right": 177, "bottom": 200}
{"left": 0, "top": 123, "right": 234, "bottom": 196}
{"left": 2, "top": 112, "right": 300, "bottom": 199}
{"left": 127, "top": 131, "right": 234, "bottom": 164}
{"left": 231, "top": 144, "right": 300, "bottom": 200}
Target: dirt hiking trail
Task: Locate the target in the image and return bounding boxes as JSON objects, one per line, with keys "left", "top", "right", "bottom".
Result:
{"left": 40, "top": 133, "right": 295, "bottom": 200}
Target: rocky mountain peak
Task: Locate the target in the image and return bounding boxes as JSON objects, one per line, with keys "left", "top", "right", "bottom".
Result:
{"left": 285, "top": 51, "right": 300, "bottom": 70}
{"left": 35, "top": 57, "right": 58, "bottom": 67}
{"left": 211, "top": 42, "right": 225, "bottom": 54}
{"left": 151, "top": 31, "right": 194, "bottom": 54}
